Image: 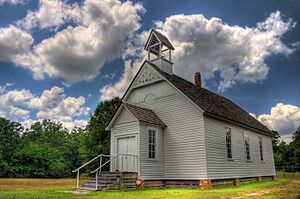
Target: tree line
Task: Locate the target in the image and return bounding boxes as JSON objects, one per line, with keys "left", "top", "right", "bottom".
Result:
{"left": 0, "top": 96, "right": 299, "bottom": 178}
{"left": 0, "top": 97, "right": 120, "bottom": 178}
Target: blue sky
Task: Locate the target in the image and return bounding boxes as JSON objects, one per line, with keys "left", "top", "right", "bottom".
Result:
{"left": 0, "top": 0, "right": 299, "bottom": 141}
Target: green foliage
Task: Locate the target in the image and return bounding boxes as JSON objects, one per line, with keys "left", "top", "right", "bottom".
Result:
{"left": 13, "top": 142, "right": 67, "bottom": 178}
{"left": 0, "top": 117, "right": 22, "bottom": 177}
{"left": 84, "top": 97, "right": 121, "bottom": 160}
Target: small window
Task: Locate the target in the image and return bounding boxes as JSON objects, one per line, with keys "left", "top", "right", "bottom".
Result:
{"left": 148, "top": 129, "right": 156, "bottom": 159}
{"left": 259, "top": 137, "right": 263, "bottom": 161}
{"left": 244, "top": 133, "right": 251, "bottom": 160}
{"left": 225, "top": 127, "right": 232, "bottom": 159}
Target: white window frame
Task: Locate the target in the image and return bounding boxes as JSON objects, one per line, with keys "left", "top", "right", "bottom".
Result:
{"left": 147, "top": 127, "right": 157, "bottom": 160}
{"left": 258, "top": 136, "right": 264, "bottom": 162}
{"left": 244, "top": 132, "right": 251, "bottom": 161}
{"left": 225, "top": 127, "right": 233, "bottom": 160}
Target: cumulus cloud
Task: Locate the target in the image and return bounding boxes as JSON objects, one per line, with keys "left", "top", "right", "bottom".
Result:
{"left": 155, "top": 11, "right": 296, "bottom": 92}
{"left": 27, "top": 86, "right": 90, "bottom": 128}
{"left": 2, "top": 0, "right": 144, "bottom": 83}
{"left": 0, "top": 0, "right": 26, "bottom": 5}
{"left": 16, "top": 0, "right": 80, "bottom": 30}
{"left": 0, "top": 87, "right": 33, "bottom": 121}
{"left": 0, "top": 25, "right": 33, "bottom": 62}
{"left": 99, "top": 11, "right": 297, "bottom": 100}
{"left": 257, "top": 103, "right": 300, "bottom": 136}
{"left": 0, "top": 84, "right": 89, "bottom": 129}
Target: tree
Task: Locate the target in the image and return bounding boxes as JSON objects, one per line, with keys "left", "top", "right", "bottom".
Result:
{"left": 290, "top": 126, "right": 300, "bottom": 168}
{"left": 0, "top": 117, "right": 23, "bottom": 176}
{"left": 84, "top": 97, "right": 121, "bottom": 162}
{"left": 13, "top": 142, "right": 67, "bottom": 178}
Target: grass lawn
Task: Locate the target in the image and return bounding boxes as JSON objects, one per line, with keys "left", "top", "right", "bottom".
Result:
{"left": 0, "top": 173, "right": 299, "bottom": 199}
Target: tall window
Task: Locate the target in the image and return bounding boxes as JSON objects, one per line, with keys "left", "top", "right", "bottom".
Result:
{"left": 244, "top": 133, "right": 251, "bottom": 160}
{"left": 225, "top": 127, "right": 232, "bottom": 159}
{"left": 148, "top": 129, "right": 156, "bottom": 159}
{"left": 259, "top": 137, "right": 264, "bottom": 161}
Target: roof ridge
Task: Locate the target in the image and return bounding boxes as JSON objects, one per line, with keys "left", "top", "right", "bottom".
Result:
{"left": 147, "top": 60, "right": 271, "bottom": 134}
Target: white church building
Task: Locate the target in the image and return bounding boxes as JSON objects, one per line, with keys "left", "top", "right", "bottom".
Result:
{"left": 75, "top": 30, "right": 275, "bottom": 190}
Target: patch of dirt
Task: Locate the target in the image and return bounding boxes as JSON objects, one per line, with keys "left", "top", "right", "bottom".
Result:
{"left": 61, "top": 190, "right": 90, "bottom": 195}
{"left": 244, "top": 191, "right": 269, "bottom": 197}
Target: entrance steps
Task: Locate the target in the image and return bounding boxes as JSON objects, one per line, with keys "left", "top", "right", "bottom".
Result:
{"left": 78, "top": 171, "right": 137, "bottom": 191}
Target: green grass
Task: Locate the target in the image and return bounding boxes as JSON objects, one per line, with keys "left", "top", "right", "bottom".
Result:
{"left": 0, "top": 173, "right": 299, "bottom": 199}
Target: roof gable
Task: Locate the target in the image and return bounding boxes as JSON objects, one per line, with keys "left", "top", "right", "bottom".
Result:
{"left": 123, "top": 103, "right": 167, "bottom": 127}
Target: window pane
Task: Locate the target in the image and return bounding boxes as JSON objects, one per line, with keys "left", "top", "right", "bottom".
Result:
{"left": 148, "top": 129, "right": 156, "bottom": 159}
{"left": 226, "top": 128, "right": 232, "bottom": 159}
{"left": 244, "top": 133, "right": 250, "bottom": 160}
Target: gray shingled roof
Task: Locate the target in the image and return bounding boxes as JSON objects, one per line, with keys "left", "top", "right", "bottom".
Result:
{"left": 148, "top": 61, "right": 271, "bottom": 134}
{"left": 123, "top": 102, "right": 167, "bottom": 127}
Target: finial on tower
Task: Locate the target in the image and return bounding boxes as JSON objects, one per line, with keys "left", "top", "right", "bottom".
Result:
{"left": 144, "top": 30, "right": 175, "bottom": 74}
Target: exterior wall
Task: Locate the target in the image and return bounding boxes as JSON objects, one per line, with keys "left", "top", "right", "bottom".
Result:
{"left": 110, "top": 121, "right": 139, "bottom": 172}
{"left": 139, "top": 124, "right": 164, "bottom": 180}
{"left": 204, "top": 116, "right": 276, "bottom": 179}
{"left": 128, "top": 80, "right": 207, "bottom": 179}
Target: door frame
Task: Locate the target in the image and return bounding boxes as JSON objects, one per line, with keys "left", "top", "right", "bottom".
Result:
{"left": 114, "top": 133, "right": 139, "bottom": 172}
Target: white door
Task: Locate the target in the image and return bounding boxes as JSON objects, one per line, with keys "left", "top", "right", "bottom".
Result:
{"left": 117, "top": 136, "right": 137, "bottom": 172}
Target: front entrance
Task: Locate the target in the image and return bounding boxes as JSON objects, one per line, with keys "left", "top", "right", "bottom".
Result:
{"left": 117, "top": 136, "right": 137, "bottom": 172}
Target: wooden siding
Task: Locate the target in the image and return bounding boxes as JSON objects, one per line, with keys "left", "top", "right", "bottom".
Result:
{"left": 139, "top": 125, "right": 164, "bottom": 180}
{"left": 204, "top": 116, "right": 275, "bottom": 179}
{"left": 110, "top": 122, "right": 140, "bottom": 172}
{"left": 115, "top": 107, "right": 136, "bottom": 125}
{"left": 129, "top": 80, "right": 207, "bottom": 179}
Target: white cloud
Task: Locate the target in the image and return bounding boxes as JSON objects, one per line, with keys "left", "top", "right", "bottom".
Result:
{"left": 258, "top": 103, "right": 300, "bottom": 135}
{"left": 27, "top": 86, "right": 90, "bottom": 128}
{"left": 16, "top": 0, "right": 80, "bottom": 30}
{"left": 0, "top": 84, "right": 89, "bottom": 130}
{"left": 100, "top": 58, "right": 142, "bottom": 101}
{"left": 0, "top": 25, "right": 33, "bottom": 62}
{"left": 0, "top": 87, "right": 33, "bottom": 121}
{"left": 0, "top": 0, "right": 26, "bottom": 5}
{"left": 4, "top": 0, "right": 144, "bottom": 83}
{"left": 154, "top": 11, "right": 296, "bottom": 92}
{"left": 99, "top": 11, "right": 297, "bottom": 100}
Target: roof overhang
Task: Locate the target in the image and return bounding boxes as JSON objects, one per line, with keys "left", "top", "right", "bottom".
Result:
{"left": 203, "top": 112, "right": 273, "bottom": 137}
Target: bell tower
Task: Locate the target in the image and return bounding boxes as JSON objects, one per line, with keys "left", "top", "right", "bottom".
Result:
{"left": 144, "top": 29, "right": 175, "bottom": 74}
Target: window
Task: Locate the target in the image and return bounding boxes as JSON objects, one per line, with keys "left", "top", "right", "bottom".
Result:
{"left": 148, "top": 129, "right": 156, "bottom": 159}
{"left": 225, "top": 127, "right": 232, "bottom": 159}
{"left": 259, "top": 137, "right": 264, "bottom": 161}
{"left": 244, "top": 133, "right": 251, "bottom": 160}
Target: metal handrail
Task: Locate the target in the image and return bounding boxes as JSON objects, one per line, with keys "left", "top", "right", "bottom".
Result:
{"left": 73, "top": 153, "right": 138, "bottom": 190}
{"left": 72, "top": 154, "right": 111, "bottom": 172}
{"left": 90, "top": 154, "right": 120, "bottom": 174}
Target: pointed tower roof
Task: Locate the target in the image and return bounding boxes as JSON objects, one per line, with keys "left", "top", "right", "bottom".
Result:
{"left": 144, "top": 29, "right": 175, "bottom": 56}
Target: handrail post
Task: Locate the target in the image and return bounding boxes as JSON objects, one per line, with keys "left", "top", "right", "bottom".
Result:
{"left": 76, "top": 169, "right": 79, "bottom": 189}
{"left": 95, "top": 169, "right": 98, "bottom": 190}
{"left": 100, "top": 156, "right": 102, "bottom": 173}
{"left": 121, "top": 154, "right": 123, "bottom": 172}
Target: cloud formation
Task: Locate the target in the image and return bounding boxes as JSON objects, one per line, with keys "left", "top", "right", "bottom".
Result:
{"left": 0, "top": 84, "right": 89, "bottom": 129}
{"left": 1, "top": 0, "right": 144, "bottom": 83}
{"left": 99, "top": 11, "right": 296, "bottom": 100}
{"left": 257, "top": 103, "right": 300, "bottom": 136}
{"left": 0, "top": 0, "right": 26, "bottom": 5}
{"left": 155, "top": 11, "right": 296, "bottom": 92}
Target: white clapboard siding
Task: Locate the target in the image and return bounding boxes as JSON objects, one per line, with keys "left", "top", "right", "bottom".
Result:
{"left": 204, "top": 116, "right": 276, "bottom": 179}
{"left": 115, "top": 107, "right": 136, "bottom": 125}
{"left": 110, "top": 122, "right": 139, "bottom": 172}
{"left": 128, "top": 80, "right": 207, "bottom": 179}
{"left": 139, "top": 125, "right": 164, "bottom": 180}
